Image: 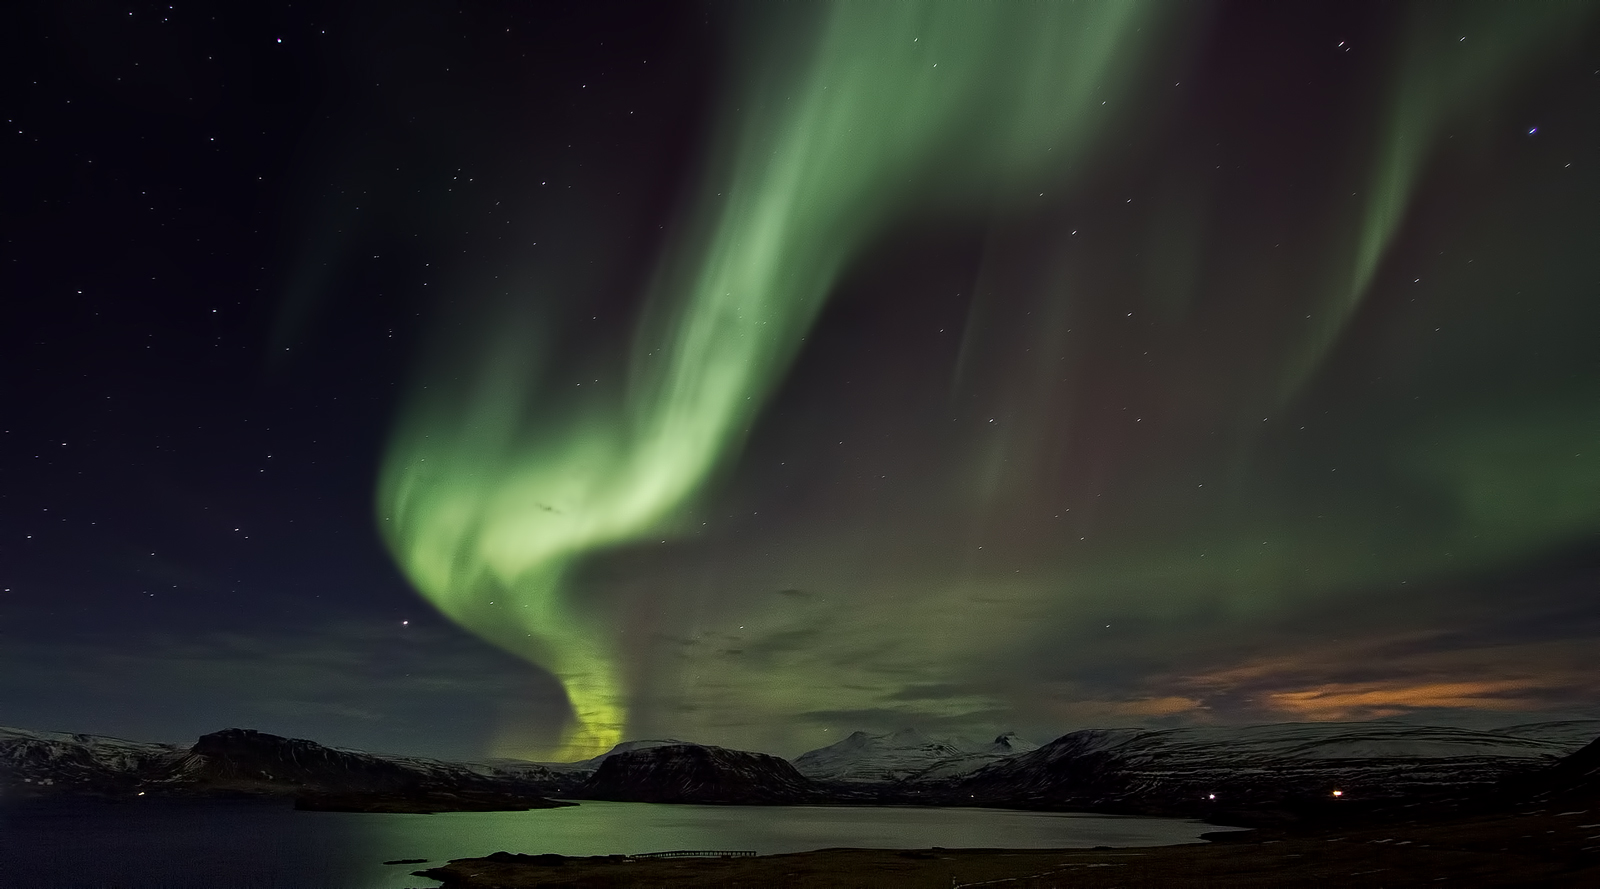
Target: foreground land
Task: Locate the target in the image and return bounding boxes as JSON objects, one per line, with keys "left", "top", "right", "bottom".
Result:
{"left": 419, "top": 808, "right": 1600, "bottom": 887}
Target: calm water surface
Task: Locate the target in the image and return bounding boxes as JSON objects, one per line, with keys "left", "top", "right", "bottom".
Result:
{"left": 0, "top": 797, "right": 1237, "bottom": 888}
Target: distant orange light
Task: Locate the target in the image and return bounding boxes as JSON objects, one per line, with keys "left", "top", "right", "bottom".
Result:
{"left": 1331, "top": 790, "right": 1343, "bottom": 797}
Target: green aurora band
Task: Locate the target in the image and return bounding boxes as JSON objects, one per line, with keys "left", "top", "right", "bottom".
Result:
{"left": 1282, "top": 1, "right": 1594, "bottom": 403}
{"left": 379, "top": 2, "right": 1174, "bottom": 759}
{"left": 378, "top": 3, "right": 1598, "bottom": 758}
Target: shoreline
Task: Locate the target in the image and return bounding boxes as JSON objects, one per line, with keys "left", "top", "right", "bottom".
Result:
{"left": 419, "top": 807, "right": 1599, "bottom": 887}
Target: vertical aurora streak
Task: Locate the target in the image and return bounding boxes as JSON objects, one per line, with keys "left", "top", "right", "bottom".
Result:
{"left": 378, "top": 3, "right": 1173, "bottom": 759}
{"left": 1282, "top": 2, "right": 1593, "bottom": 402}
{"left": 11, "top": 0, "right": 1600, "bottom": 780}
{"left": 370, "top": 3, "right": 1600, "bottom": 757}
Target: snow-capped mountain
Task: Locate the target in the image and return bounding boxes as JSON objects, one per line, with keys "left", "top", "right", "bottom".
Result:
{"left": 9, "top": 720, "right": 1596, "bottom": 817}
{"left": 0, "top": 726, "right": 188, "bottom": 794}
{"left": 184, "top": 728, "right": 566, "bottom": 794}
{"left": 792, "top": 728, "right": 1039, "bottom": 783}
{"left": 957, "top": 721, "right": 1589, "bottom": 815}
{"left": 0, "top": 725, "right": 563, "bottom": 800}
{"left": 1486, "top": 719, "right": 1600, "bottom": 748}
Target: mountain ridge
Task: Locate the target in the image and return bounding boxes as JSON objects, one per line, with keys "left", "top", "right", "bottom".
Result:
{"left": 6, "top": 719, "right": 1597, "bottom": 822}
{"left": 791, "top": 728, "right": 1039, "bottom": 784}
{"left": 0, "top": 725, "right": 567, "bottom": 811}
{"left": 581, "top": 743, "right": 818, "bottom": 804}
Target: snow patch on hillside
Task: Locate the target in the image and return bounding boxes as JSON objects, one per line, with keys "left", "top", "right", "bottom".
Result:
{"left": 792, "top": 728, "right": 1038, "bottom": 783}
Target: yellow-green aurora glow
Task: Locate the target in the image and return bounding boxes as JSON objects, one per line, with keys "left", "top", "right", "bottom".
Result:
{"left": 379, "top": 3, "right": 1173, "bottom": 758}
{"left": 378, "top": 2, "right": 1600, "bottom": 759}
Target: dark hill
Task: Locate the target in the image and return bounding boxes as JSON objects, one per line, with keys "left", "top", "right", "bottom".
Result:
{"left": 954, "top": 723, "right": 1578, "bottom": 823}
{"left": 1551, "top": 733, "right": 1600, "bottom": 792}
{"left": 188, "top": 728, "right": 429, "bottom": 792}
{"left": 183, "top": 728, "right": 568, "bottom": 811}
{"left": 0, "top": 727, "right": 185, "bottom": 795}
{"left": 580, "top": 743, "right": 817, "bottom": 804}
{"left": 1504, "top": 732, "right": 1600, "bottom": 807}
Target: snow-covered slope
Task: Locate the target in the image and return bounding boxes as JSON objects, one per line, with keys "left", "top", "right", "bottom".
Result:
{"left": 12, "top": 720, "right": 1594, "bottom": 813}
{"left": 1486, "top": 719, "right": 1600, "bottom": 748}
{"left": 792, "top": 728, "right": 1038, "bottom": 783}
{"left": 185, "top": 728, "right": 571, "bottom": 796}
{"left": 0, "top": 726, "right": 188, "bottom": 794}
{"left": 959, "top": 721, "right": 1591, "bottom": 813}
{"left": 0, "top": 725, "right": 565, "bottom": 799}
{"left": 1094, "top": 722, "right": 1580, "bottom": 761}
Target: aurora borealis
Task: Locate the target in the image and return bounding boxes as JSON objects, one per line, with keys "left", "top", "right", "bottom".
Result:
{"left": 378, "top": 2, "right": 1178, "bottom": 758}
{"left": 377, "top": 0, "right": 1600, "bottom": 759}
{"left": 5, "top": 1, "right": 1600, "bottom": 761}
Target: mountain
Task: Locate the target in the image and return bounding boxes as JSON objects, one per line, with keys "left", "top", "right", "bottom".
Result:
{"left": 10, "top": 720, "right": 1595, "bottom": 818}
{"left": 185, "top": 728, "right": 563, "bottom": 796}
{"left": 1485, "top": 719, "right": 1600, "bottom": 747}
{"left": 792, "top": 728, "right": 1038, "bottom": 784}
{"left": 525, "top": 738, "right": 696, "bottom": 776}
{"left": 988, "top": 731, "right": 1037, "bottom": 754}
{"left": 580, "top": 743, "right": 817, "bottom": 804}
{"left": 0, "top": 726, "right": 187, "bottom": 795}
{"left": 0, "top": 726, "right": 567, "bottom": 811}
{"left": 956, "top": 721, "right": 1583, "bottom": 820}
{"left": 1503, "top": 731, "right": 1600, "bottom": 807}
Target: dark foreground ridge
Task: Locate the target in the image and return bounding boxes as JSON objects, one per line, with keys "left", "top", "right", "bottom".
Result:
{"left": 419, "top": 807, "right": 1600, "bottom": 888}
{"left": 420, "top": 731, "right": 1600, "bottom": 886}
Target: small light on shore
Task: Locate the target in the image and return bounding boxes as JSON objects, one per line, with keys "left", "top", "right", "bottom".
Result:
{"left": 1331, "top": 789, "right": 1343, "bottom": 797}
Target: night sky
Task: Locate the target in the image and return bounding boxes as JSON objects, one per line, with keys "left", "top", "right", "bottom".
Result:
{"left": 5, "top": 1, "right": 1600, "bottom": 763}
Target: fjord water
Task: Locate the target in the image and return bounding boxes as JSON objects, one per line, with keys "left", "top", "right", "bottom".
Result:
{"left": 0, "top": 798, "right": 1233, "bottom": 888}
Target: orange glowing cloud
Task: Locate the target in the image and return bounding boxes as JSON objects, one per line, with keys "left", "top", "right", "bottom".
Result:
{"left": 1150, "top": 633, "right": 1600, "bottom": 724}
{"left": 1264, "top": 678, "right": 1547, "bottom": 721}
